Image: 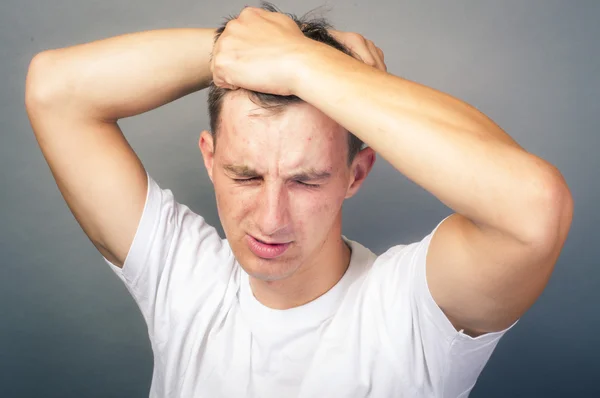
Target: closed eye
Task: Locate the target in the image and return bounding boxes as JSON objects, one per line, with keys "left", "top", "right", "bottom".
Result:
{"left": 232, "top": 178, "right": 320, "bottom": 188}
{"left": 232, "top": 177, "right": 259, "bottom": 183}
{"left": 295, "top": 180, "right": 320, "bottom": 188}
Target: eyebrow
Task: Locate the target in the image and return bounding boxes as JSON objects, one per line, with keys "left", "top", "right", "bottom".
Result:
{"left": 222, "top": 164, "right": 332, "bottom": 181}
{"left": 223, "top": 164, "right": 258, "bottom": 178}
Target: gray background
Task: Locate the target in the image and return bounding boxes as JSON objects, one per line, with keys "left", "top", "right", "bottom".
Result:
{"left": 1, "top": 0, "right": 598, "bottom": 396}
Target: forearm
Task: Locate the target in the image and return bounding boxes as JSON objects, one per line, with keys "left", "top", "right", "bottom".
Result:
{"left": 27, "top": 28, "right": 215, "bottom": 121}
{"left": 294, "top": 43, "right": 565, "bottom": 244}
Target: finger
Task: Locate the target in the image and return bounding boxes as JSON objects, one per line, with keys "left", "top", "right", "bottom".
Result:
{"left": 351, "top": 36, "right": 380, "bottom": 69}
{"left": 366, "top": 40, "right": 386, "bottom": 72}
{"left": 216, "top": 81, "right": 238, "bottom": 91}
{"left": 239, "top": 5, "right": 258, "bottom": 16}
{"left": 357, "top": 44, "right": 378, "bottom": 69}
{"left": 215, "top": 75, "right": 238, "bottom": 91}
{"left": 328, "top": 29, "right": 341, "bottom": 42}
{"left": 363, "top": 54, "right": 379, "bottom": 69}
{"left": 349, "top": 42, "right": 375, "bottom": 67}
{"left": 239, "top": 6, "right": 270, "bottom": 22}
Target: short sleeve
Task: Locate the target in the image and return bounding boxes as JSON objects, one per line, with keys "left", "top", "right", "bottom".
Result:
{"left": 372, "top": 216, "right": 518, "bottom": 396}
{"left": 102, "top": 171, "right": 236, "bottom": 341}
{"left": 412, "top": 216, "right": 518, "bottom": 396}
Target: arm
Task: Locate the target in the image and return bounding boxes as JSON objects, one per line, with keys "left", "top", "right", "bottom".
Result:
{"left": 291, "top": 38, "right": 573, "bottom": 335}
{"left": 210, "top": 7, "right": 573, "bottom": 336}
{"left": 25, "top": 28, "right": 216, "bottom": 267}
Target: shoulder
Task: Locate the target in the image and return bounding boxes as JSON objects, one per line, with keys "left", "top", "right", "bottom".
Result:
{"left": 342, "top": 236, "right": 415, "bottom": 297}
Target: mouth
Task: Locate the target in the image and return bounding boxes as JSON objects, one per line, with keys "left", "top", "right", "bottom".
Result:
{"left": 246, "top": 234, "right": 292, "bottom": 259}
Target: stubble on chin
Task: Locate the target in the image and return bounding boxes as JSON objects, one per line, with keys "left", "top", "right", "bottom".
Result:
{"left": 237, "top": 247, "right": 304, "bottom": 283}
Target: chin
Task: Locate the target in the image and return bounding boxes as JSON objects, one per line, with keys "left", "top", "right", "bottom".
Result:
{"left": 238, "top": 250, "right": 301, "bottom": 282}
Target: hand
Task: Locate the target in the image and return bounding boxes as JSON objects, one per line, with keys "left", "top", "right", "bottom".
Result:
{"left": 210, "top": 7, "right": 311, "bottom": 96}
{"left": 210, "top": 7, "right": 387, "bottom": 96}
{"left": 328, "top": 30, "right": 387, "bottom": 72}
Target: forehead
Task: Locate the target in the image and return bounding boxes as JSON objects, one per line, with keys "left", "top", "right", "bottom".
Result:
{"left": 216, "top": 91, "right": 348, "bottom": 172}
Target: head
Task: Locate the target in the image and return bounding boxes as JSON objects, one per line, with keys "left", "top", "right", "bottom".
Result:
{"left": 199, "top": 2, "right": 376, "bottom": 282}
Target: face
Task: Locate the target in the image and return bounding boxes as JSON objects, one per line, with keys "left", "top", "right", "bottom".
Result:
{"left": 200, "top": 91, "right": 374, "bottom": 282}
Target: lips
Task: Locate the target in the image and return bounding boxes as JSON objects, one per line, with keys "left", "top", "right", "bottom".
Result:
{"left": 246, "top": 234, "right": 292, "bottom": 259}
{"left": 254, "top": 237, "right": 289, "bottom": 245}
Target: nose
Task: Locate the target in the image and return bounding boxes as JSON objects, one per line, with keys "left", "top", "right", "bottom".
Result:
{"left": 255, "top": 182, "right": 291, "bottom": 237}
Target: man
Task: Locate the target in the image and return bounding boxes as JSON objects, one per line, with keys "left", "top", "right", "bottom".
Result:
{"left": 25, "top": 2, "right": 572, "bottom": 397}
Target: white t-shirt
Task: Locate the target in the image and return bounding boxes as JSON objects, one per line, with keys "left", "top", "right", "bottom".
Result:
{"left": 103, "top": 172, "right": 517, "bottom": 398}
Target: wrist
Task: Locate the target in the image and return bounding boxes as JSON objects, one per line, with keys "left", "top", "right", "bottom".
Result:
{"left": 289, "top": 39, "right": 346, "bottom": 101}
{"left": 198, "top": 28, "right": 219, "bottom": 90}
{"left": 287, "top": 38, "right": 326, "bottom": 98}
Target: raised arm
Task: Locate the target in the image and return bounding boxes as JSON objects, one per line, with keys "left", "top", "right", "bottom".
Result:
{"left": 25, "top": 28, "right": 215, "bottom": 267}
{"left": 209, "top": 7, "right": 573, "bottom": 336}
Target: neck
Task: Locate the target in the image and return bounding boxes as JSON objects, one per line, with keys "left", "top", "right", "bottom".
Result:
{"left": 249, "top": 235, "right": 352, "bottom": 310}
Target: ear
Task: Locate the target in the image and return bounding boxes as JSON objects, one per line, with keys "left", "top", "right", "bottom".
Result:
{"left": 345, "top": 147, "right": 376, "bottom": 199}
{"left": 199, "top": 130, "right": 215, "bottom": 183}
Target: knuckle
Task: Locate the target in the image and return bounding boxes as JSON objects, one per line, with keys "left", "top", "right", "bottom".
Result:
{"left": 349, "top": 33, "right": 365, "bottom": 43}
{"left": 225, "top": 19, "right": 239, "bottom": 30}
{"left": 212, "top": 53, "right": 227, "bottom": 71}
{"left": 239, "top": 6, "right": 257, "bottom": 17}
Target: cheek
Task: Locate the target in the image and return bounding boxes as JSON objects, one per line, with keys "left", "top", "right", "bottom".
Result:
{"left": 291, "top": 189, "right": 343, "bottom": 228}
{"left": 214, "top": 182, "right": 251, "bottom": 223}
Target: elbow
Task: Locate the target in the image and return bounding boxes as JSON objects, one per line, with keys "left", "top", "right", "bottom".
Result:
{"left": 527, "top": 164, "right": 574, "bottom": 251}
{"left": 25, "top": 50, "right": 65, "bottom": 111}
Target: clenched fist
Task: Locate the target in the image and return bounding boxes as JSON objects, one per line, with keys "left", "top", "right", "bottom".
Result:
{"left": 210, "top": 7, "right": 310, "bottom": 96}
{"left": 210, "top": 6, "right": 387, "bottom": 96}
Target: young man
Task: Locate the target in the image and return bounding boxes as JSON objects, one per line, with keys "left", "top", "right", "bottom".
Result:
{"left": 25, "top": 3, "right": 572, "bottom": 397}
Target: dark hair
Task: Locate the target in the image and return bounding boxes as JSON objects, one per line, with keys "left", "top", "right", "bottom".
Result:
{"left": 207, "top": 1, "right": 364, "bottom": 165}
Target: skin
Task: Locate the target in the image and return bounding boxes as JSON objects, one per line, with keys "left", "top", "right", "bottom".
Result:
{"left": 25, "top": 7, "right": 572, "bottom": 340}
{"left": 211, "top": 7, "right": 573, "bottom": 336}
{"left": 199, "top": 90, "right": 375, "bottom": 309}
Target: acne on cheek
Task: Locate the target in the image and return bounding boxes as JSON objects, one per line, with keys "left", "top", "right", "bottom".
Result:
{"left": 231, "top": 192, "right": 254, "bottom": 213}
{"left": 305, "top": 194, "right": 334, "bottom": 215}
